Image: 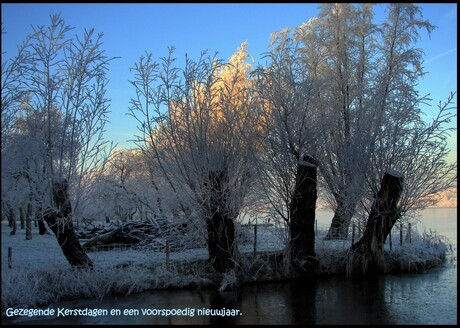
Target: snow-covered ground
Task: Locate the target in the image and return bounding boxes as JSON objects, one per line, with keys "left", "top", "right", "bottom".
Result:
{"left": 1, "top": 222, "right": 283, "bottom": 271}
{"left": 1, "top": 220, "right": 452, "bottom": 311}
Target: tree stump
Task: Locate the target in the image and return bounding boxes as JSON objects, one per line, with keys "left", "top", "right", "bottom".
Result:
{"left": 347, "top": 170, "right": 404, "bottom": 275}
{"left": 43, "top": 179, "right": 93, "bottom": 268}
{"left": 289, "top": 155, "right": 318, "bottom": 275}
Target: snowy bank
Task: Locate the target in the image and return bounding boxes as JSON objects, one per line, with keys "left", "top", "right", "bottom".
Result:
{"left": 1, "top": 221, "right": 453, "bottom": 312}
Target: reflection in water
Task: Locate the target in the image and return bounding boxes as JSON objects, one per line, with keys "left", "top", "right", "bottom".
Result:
{"left": 382, "top": 259, "right": 457, "bottom": 325}
{"left": 314, "top": 276, "right": 394, "bottom": 324}
{"left": 237, "top": 276, "right": 394, "bottom": 325}
{"left": 288, "top": 279, "right": 316, "bottom": 325}
{"left": 209, "top": 289, "right": 241, "bottom": 325}
{"left": 3, "top": 208, "right": 455, "bottom": 325}
{"left": 3, "top": 260, "right": 456, "bottom": 325}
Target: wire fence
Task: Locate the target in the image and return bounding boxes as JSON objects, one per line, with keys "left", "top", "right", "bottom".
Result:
{"left": 78, "top": 221, "right": 416, "bottom": 270}
{"left": 83, "top": 221, "right": 414, "bottom": 255}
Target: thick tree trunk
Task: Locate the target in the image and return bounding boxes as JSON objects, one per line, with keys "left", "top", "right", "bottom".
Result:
{"left": 207, "top": 213, "right": 236, "bottom": 273}
{"left": 347, "top": 171, "right": 404, "bottom": 276}
{"left": 43, "top": 179, "right": 93, "bottom": 268}
{"left": 36, "top": 207, "right": 48, "bottom": 235}
{"left": 19, "top": 207, "right": 25, "bottom": 230}
{"left": 289, "top": 156, "right": 318, "bottom": 275}
{"left": 37, "top": 219, "right": 48, "bottom": 235}
{"left": 9, "top": 218, "right": 17, "bottom": 235}
{"left": 324, "top": 196, "right": 355, "bottom": 240}
{"left": 206, "top": 171, "right": 237, "bottom": 273}
{"left": 6, "top": 205, "right": 16, "bottom": 235}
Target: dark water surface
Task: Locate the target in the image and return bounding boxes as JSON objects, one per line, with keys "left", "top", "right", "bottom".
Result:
{"left": 3, "top": 256, "right": 456, "bottom": 325}
{"left": 3, "top": 208, "right": 457, "bottom": 325}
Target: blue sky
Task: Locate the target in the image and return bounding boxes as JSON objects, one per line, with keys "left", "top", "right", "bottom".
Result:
{"left": 1, "top": 3, "right": 457, "bottom": 163}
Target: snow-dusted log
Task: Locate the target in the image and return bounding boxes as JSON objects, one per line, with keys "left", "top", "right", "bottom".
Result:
{"left": 289, "top": 156, "right": 318, "bottom": 275}
{"left": 82, "top": 227, "right": 123, "bottom": 248}
{"left": 347, "top": 171, "right": 404, "bottom": 276}
{"left": 43, "top": 180, "right": 93, "bottom": 268}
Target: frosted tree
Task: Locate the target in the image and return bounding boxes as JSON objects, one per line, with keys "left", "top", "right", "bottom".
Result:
{"left": 94, "top": 148, "right": 162, "bottom": 224}
{"left": 359, "top": 3, "right": 456, "bottom": 218}
{"left": 1, "top": 14, "right": 116, "bottom": 267}
{"left": 1, "top": 107, "right": 59, "bottom": 237}
{"left": 293, "top": 3, "right": 443, "bottom": 239}
{"left": 362, "top": 92, "right": 457, "bottom": 219}
{"left": 292, "top": 3, "right": 381, "bottom": 240}
{"left": 252, "top": 32, "right": 321, "bottom": 273}
{"left": 1, "top": 24, "right": 35, "bottom": 235}
{"left": 129, "top": 43, "right": 256, "bottom": 273}
{"left": 348, "top": 91, "right": 457, "bottom": 275}
{"left": 1, "top": 24, "right": 33, "bottom": 149}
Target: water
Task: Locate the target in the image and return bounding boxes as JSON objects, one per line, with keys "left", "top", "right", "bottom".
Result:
{"left": 3, "top": 208, "right": 457, "bottom": 325}
{"left": 316, "top": 207, "right": 457, "bottom": 244}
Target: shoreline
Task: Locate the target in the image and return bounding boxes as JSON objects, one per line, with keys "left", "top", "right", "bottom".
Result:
{"left": 1, "top": 239, "right": 452, "bottom": 316}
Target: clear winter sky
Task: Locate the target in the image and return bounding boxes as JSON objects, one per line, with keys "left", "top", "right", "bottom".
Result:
{"left": 1, "top": 3, "right": 457, "bottom": 164}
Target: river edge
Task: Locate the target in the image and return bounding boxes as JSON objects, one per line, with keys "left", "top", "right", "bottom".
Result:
{"left": 1, "top": 232, "right": 451, "bottom": 318}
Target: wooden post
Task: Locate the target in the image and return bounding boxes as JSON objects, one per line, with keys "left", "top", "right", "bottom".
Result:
{"left": 400, "top": 223, "right": 403, "bottom": 246}
{"left": 315, "top": 220, "right": 318, "bottom": 236}
{"left": 8, "top": 247, "right": 12, "bottom": 269}
{"left": 253, "top": 224, "right": 257, "bottom": 259}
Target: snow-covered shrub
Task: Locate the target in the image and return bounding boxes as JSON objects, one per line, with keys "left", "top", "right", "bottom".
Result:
{"left": 384, "top": 229, "right": 452, "bottom": 273}
{"left": 1, "top": 264, "right": 153, "bottom": 311}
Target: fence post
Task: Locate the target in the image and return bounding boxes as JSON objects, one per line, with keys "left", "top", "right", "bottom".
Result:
{"left": 315, "top": 220, "right": 318, "bottom": 236}
{"left": 8, "top": 247, "right": 12, "bottom": 269}
{"left": 400, "top": 223, "right": 403, "bottom": 246}
{"left": 253, "top": 224, "right": 257, "bottom": 259}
